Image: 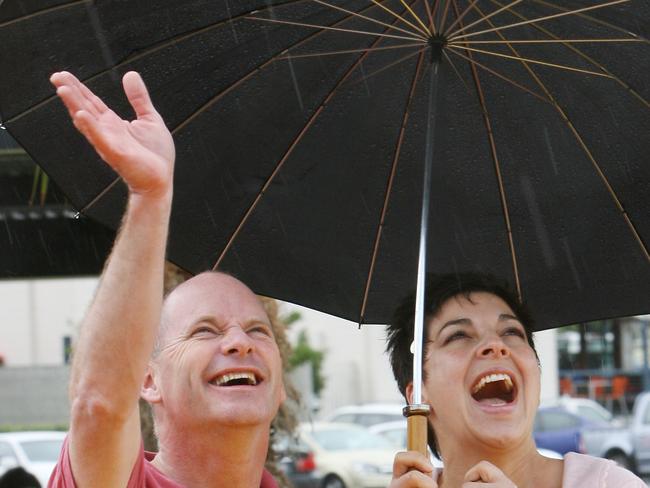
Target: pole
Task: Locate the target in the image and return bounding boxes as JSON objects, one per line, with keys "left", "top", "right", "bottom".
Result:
{"left": 405, "top": 57, "right": 441, "bottom": 457}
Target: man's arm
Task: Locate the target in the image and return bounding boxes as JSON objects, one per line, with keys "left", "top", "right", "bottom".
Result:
{"left": 50, "top": 71, "right": 175, "bottom": 487}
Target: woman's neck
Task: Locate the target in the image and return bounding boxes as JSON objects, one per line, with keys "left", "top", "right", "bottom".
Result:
{"left": 438, "top": 440, "right": 563, "bottom": 488}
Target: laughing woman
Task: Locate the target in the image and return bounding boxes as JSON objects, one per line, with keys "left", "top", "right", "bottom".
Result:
{"left": 386, "top": 273, "right": 644, "bottom": 488}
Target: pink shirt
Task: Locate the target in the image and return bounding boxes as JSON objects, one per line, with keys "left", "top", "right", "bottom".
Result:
{"left": 561, "top": 452, "right": 645, "bottom": 488}
{"left": 48, "top": 437, "right": 278, "bottom": 488}
{"left": 433, "top": 452, "right": 645, "bottom": 487}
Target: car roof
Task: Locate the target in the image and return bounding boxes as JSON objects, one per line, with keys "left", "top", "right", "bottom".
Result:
{"left": 0, "top": 431, "right": 67, "bottom": 442}
{"left": 327, "top": 403, "right": 404, "bottom": 416}
{"left": 300, "top": 421, "right": 367, "bottom": 431}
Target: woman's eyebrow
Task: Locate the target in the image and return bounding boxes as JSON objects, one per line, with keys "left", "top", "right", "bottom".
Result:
{"left": 435, "top": 317, "right": 472, "bottom": 339}
{"left": 498, "top": 313, "right": 521, "bottom": 322}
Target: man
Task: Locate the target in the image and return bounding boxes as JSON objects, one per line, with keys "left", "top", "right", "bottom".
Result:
{"left": 47, "top": 71, "right": 286, "bottom": 487}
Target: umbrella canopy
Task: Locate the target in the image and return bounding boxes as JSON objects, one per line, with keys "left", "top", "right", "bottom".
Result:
{"left": 1, "top": 0, "right": 648, "bottom": 330}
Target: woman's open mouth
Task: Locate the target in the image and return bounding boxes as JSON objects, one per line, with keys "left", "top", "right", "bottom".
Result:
{"left": 471, "top": 373, "right": 516, "bottom": 406}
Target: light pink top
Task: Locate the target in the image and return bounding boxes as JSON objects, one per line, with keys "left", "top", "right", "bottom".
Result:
{"left": 561, "top": 452, "right": 645, "bottom": 488}
{"left": 434, "top": 452, "right": 645, "bottom": 487}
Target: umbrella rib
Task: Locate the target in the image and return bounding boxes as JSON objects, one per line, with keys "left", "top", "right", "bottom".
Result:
{"left": 442, "top": 51, "right": 472, "bottom": 94}
{"left": 487, "top": 0, "right": 650, "bottom": 109}
{"left": 4, "top": 0, "right": 310, "bottom": 125}
{"left": 359, "top": 51, "right": 426, "bottom": 323}
{"left": 348, "top": 47, "right": 426, "bottom": 85}
{"left": 276, "top": 42, "right": 426, "bottom": 59}
{"left": 212, "top": 6, "right": 416, "bottom": 270}
{"left": 398, "top": 0, "right": 432, "bottom": 36}
{"left": 437, "top": 0, "right": 453, "bottom": 36}
{"left": 76, "top": 177, "right": 122, "bottom": 215}
{"left": 448, "top": 0, "right": 630, "bottom": 43}
{"left": 366, "top": 0, "right": 431, "bottom": 38}
{"left": 0, "top": 0, "right": 90, "bottom": 28}
{"left": 467, "top": 1, "right": 650, "bottom": 262}
{"left": 446, "top": 48, "right": 549, "bottom": 103}
{"left": 445, "top": 0, "right": 523, "bottom": 40}
{"left": 531, "top": 0, "right": 648, "bottom": 40}
{"left": 310, "top": 0, "right": 428, "bottom": 39}
{"left": 430, "top": 0, "right": 442, "bottom": 34}
{"left": 446, "top": 44, "right": 613, "bottom": 78}
{"left": 247, "top": 16, "right": 426, "bottom": 42}
{"left": 450, "top": 38, "right": 644, "bottom": 45}
{"left": 443, "top": 0, "right": 481, "bottom": 37}
{"left": 422, "top": 0, "right": 436, "bottom": 36}
{"left": 450, "top": 0, "right": 523, "bottom": 300}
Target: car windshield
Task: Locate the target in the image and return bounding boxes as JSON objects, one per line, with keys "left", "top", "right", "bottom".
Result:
{"left": 311, "top": 428, "right": 392, "bottom": 451}
{"left": 576, "top": 405, "right": 612, "bottom": 424}
{"left": 19, "top": 440, "right": 64, "bottom": 462}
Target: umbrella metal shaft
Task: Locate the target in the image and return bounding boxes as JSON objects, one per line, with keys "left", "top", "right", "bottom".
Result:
{"left": 412, "top": 61, "right": 440, "bottom": 405}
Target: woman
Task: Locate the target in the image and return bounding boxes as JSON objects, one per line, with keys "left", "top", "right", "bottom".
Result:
{"left": 386, "top": 273, "right": 644, "bottom": 487}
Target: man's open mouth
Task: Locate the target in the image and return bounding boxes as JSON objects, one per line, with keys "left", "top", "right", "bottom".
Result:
{"left": 210, "top": 371, "right": 259, "bottom": 387}
{"left": 471, "top": 373, "right": 516, "bottom": 406}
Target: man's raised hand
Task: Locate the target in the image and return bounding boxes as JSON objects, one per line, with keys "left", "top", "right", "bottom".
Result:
{"left": 50, "top": 71, "right": 175, "bottom": 199}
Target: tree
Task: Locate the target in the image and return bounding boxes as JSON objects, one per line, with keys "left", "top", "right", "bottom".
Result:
{"left": 288, "top": 329, "right": 326, "bottom": 396}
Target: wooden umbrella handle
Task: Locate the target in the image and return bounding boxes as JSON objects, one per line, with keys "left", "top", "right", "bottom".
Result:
{"left": 404, "top": 404, "right": 431, "bottom": 457}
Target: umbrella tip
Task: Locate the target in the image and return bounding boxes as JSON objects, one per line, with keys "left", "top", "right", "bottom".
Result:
{"left": 428, "top": 34, "right": 446, "bottom": 64}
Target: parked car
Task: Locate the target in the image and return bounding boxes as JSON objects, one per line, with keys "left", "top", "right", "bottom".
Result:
{"left": 370, "top": 420, "right": 560, "bottom": 464}
{"left": 0, "top": 431, "right": 66, "bottom": 486}
{"left": 274, "top": 434, "right": 321, "bottom": 488}
{"left": 298, "top": 422, "right": 397, "bottom": 488}
{"left": 548, "top": 396, "right": 616, "bottom": 425}
{"left": 533, "top": 406, "right": 607, "bottom": 455}
{"left": 582, "top": 391, "right": 650, "bottom": 473}
{"left": 325, "top": 404, "right": 404, "bottom": 428}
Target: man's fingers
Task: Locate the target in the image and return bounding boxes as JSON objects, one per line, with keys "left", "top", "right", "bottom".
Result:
{"left": 51, "top": 71, "right": 104, "bottom": 118}
{"left": 122, "top": 72, "right": 158, "bottom": 121}
{"left": 393, "top": 451, "right": 434, "bottom": 478}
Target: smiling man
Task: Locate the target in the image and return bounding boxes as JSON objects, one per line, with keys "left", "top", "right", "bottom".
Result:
{"left": 46, "top": 70, "right": 285, "bottom": 488}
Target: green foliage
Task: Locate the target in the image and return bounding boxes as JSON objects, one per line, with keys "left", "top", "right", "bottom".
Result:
{"left": 288, "top": 329, "right": 326, "bottom": 396}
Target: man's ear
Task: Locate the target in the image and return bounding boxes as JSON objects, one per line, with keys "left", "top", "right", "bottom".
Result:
{"left": 141, "top": 364, "right": 162, "bottom": 404}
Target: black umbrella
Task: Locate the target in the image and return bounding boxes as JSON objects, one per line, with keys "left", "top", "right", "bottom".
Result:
{"left": 2, "top": 0, "right": 649, "bottom": 451}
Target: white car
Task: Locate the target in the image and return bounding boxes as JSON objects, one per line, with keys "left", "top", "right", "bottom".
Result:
{"left": 325, "top": 403, "right": 404, "bottom": 427}
{"left": 369, "top": 421, "right": 562, "bottom": 463}
{"left": 0, "top": 431, "right": 66, "bottom": 486}
{"left": 546, "top": 396, "right": 617, "bottom": 425}
{"left": 299, "top": 422, "right": 397, "bottom": 488}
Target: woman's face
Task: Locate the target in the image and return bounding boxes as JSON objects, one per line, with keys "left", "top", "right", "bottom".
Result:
{"left": 415, "top": 292, "right": 540, "bottom": 456}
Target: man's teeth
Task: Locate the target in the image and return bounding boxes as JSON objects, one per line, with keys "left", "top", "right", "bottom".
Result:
{"left": 214, "top": 372, "right": 257, "bottom": 386}
{"left": 472, "top": 373, "right": 513, "bottom": 394}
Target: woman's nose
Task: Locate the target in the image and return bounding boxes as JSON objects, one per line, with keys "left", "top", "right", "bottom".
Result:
{"left": 478, "top": 336, "right": 510, "bottom": 358}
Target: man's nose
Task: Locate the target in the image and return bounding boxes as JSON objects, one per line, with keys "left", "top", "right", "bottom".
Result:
{"left": 220, "top": 326, "right": 254, "bottom": 356}
{"left": 477, "top": 335, "right": 510, "bottom": 359}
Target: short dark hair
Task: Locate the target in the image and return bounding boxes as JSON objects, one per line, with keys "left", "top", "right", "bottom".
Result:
{"left": 385, "top": 272, "right": 537, "bottom": 457}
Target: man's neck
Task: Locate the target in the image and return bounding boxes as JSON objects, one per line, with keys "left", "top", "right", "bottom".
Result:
{"left": 151, "top": 423, "right": 271, "bottom": 488}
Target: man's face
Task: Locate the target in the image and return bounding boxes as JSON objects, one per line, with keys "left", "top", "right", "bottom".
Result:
{"left": 148, "top": 273, "right": 286, "bottom": 429}
{"left": 412, "top": 292, "right": 539, "bottom": 457}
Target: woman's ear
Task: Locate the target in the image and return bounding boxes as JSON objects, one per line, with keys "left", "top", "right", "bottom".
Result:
{"left": 141, "top": 364, "right": 162, "bottom": 404}
{"left": 406, "top": 382, "right": 431, "bottom": 405}
{"left": 406, "top": 382, "right": 414, "bottom": 405}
